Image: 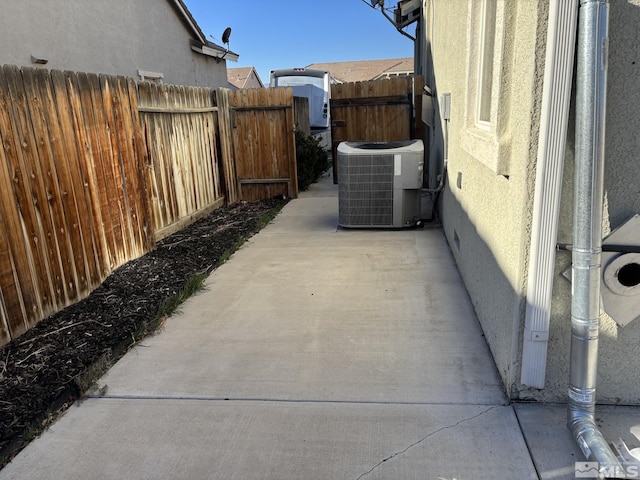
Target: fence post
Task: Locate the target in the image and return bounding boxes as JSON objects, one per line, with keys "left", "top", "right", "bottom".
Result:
{"left": 215, "top": 87, "right": 238, "bottom": 204}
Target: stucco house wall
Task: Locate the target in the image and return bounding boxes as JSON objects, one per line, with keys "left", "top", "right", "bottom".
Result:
{"left": 528, "top": 0, "right": 640, "bottom": 404}
{"left": 417, "top": 0, "right": 546, "bottom": 395}
{"left": 418, "top": 0, "right": 640, "bottom": 404}
{"left": 0, "top": 0, "right": 234, "bottom": 88}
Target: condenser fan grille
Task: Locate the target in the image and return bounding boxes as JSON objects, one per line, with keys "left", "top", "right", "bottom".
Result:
{"left": 338, "top": 154, "right": 394, "bottom": 226}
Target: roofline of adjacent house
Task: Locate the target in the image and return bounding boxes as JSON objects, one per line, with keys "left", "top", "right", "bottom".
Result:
{"left": 228, "top": 67, "right": 264, "bottom": 89}
{"left": 171, "top": 0, "right": 239, "bottom": 61}
{"left": 245, "top": 67, "right": 264, "bottom": 88}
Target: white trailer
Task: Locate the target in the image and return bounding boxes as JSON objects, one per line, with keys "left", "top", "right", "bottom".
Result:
{"left": 269, "top": 68, "right": 332, "bottom": 150}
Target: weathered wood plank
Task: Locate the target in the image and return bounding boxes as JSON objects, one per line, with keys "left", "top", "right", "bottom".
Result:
{"left": 114, "top": 75, "right": 150, "bottom": 258}
{"left": 31, "top": 69, "right": 82, "bottom": 305}
{"left": 0, "top": 198, "right": 21, "bottom": 344}
{"left": 215, "top": 88, "right": 238, "bottom": 203}
{"left": 2, "top": 65, "right": 52, "bottom": 321}
{"left": 50, "top": 69, "right": 94, "bottom": 297}
{"left": 22, "top": 67, "right": 72, "bottom": 309}
{"left": 0, "top": 71, "right": 34, "bottom": 336}
{"left": 125, "top": 77, "right": 154, "bottom": 254}
{"left": 99, "top": 74, "right": 135, "bottom": 262}
{"left": 87, "top": 72, "right": 127, "bottom": 268}
{"left": 64, "top": 71, "right": 110, "bottom": 284}
{"left": 293, "top": 96, "right": 310, "bottom": 135}
{"left": 137, "top": 106, "right": 218, "bottom": 114}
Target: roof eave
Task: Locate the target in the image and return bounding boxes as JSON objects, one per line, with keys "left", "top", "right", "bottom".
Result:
{"left": 171, "top": 0, "right": 206, "bottom": 43}
{"left": 191, "top": 41, "right": 240, "bottom": 62}
{"left": 172, "top": 0, "right": 239, "bottom": 62}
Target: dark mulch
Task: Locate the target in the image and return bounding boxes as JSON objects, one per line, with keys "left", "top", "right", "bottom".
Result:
{"left": 0, "top": 198, "right": 287, "bottom": 466}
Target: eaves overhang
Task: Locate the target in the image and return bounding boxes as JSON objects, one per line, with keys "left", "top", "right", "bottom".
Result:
{"left": 171, "top": 0, "right": 239, "bottom": 62}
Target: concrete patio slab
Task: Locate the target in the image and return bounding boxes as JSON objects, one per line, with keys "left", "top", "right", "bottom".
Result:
{"left": 96, "top": 191, "right": 504, "bottom": 405}
{"left": 0, "top": 399, "right": 537, "bottom": 480}
{"left": 515, "top": 403, "right": 640, "bottom": 479}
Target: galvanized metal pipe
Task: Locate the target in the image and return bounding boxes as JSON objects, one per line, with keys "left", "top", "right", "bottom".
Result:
{"left": 567, "top": 0, "right": 621, "bottom": 471}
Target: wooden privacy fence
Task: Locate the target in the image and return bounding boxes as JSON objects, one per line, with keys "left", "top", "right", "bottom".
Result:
{"left": 227, "top": 87, "right": 298, "bottom": 202}
{"left": 0, "top": 65, "right": 299, "bottom": 346}
{"left": 0, "top": 65, "right": 152, "bottom": 344}
{"left": 330, "top": 75, "right": 424, "bottom": 182}
{"left": 138, "top": 83, "right": 226, "bottom": 240}
{"left": 293, "top": 96, "right": 310, "bottom": 135}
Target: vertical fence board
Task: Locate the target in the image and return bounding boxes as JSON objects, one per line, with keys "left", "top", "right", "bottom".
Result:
{"left": 0, "top": 203, "right": 21, "bottom": 344}
{"left": 64, "top": 71, "right": 111, "bottom": 282}
{"left": 114, "top": 75, "right": 150, "bottom": 256}
{"left": 1, "top": 66, "right": 51, "bottom": 322}
{"left": 125, "top": 77, "right": 154, "bottom": 253}
{"left": 77, "top": 72, "right": 117, "bottom": 271}
{"left": 34, "top": 69, "right": 85, "bottom": 304}
{"left": 87, "top": 72, "right": 129, "bottom": 268}
{"left": 105, "top": 75, "right": 139, "bottom": 258}
{"left": 99, "top": 74, "right": 135, "bottom": 262}
{"left": 50, "top": 70, "right": 94, "bottom": 296}
{"left": 215, "top": 88, "right": 238, "bottom": 204}
{"left": 0, "top": 84, "right": 33, "bottom": 337}
{"left": 293, "top": 96, "right": 310, "bottom": 135}
{"left": 21, "top": 68, "right": 71, "bottom": 310}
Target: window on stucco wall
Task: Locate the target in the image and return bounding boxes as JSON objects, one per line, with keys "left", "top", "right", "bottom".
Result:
{"left": 477, "top": 0, "right": 497, "bottom": 127}
{"left": 462, "top": 0, "right": 507, "bottom": 175}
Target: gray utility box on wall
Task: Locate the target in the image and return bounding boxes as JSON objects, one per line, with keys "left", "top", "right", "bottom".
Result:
{"left": 337, "top": 140, "right": 424, "bottom": 228}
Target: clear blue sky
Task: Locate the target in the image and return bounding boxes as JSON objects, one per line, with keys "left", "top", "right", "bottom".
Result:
{"left": 182, "top": 0, "right": 415, "bottom": 84}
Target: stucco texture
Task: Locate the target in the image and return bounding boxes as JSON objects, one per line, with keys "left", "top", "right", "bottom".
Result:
{"left": 0, "top": 0, "right": 229, "bottom": 88}
{"left": 420, "top": 0, "right": 547, "bottom": 394}
{"left": 531, "top": 0, "right": 640, "bottom": 404}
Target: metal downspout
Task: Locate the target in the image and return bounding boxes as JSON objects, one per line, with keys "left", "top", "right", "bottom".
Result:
{"left": 520, "top": 0, "right": 578, "bottom": 389}
{"left": 567, "top": 0, "right": 621, "bottom": 472}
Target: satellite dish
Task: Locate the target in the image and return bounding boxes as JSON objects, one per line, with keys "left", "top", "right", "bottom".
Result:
{"left": 222, "top": 27, "right": 232, "bottom": 45}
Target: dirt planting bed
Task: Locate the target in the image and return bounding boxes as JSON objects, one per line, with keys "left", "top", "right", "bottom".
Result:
{"left": 0, "top": 198, "right": 287, "bottom": 466}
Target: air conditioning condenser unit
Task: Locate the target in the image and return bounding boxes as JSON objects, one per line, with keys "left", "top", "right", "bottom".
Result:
{"left": 338, "top": 140, "right": 424, "bottom": 228}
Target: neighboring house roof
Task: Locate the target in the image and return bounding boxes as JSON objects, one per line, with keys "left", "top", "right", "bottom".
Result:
{"left": 170, "top": 0, "right": 239, "bottom": 62}
{"left": 306, "top": 58, "right": 413, "bottom": 84}
{"left": 227, "top": 67, "right": 264, "bottom": 89}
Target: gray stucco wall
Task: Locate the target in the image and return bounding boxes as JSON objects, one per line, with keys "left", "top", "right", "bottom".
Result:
{"left": 0, "top": 0, "right": 229, "bottom": 88}
{"left": 421, "top": 0, "right": 640, "bottom": 404}
{"left": 520, "top": 0, "right": 640, "bottom": 404}
{"left": 418, "top": 0, "right": 547, "bottom": 395}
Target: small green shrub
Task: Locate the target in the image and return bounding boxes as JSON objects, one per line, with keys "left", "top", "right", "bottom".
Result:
{"left": 295, "top": 129, "right": 330, "bottom": 191}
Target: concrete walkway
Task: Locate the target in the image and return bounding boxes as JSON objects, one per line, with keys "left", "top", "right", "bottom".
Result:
{"left": 1, "top": 173, "right": 638, "bottom": 479}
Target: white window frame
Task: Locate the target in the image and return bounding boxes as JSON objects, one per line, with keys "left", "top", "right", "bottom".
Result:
{"left": 462, "top": 0, "right": 507, "bottom": 174}
{"left": 476, "top": 0, "right": 497, "bottom": 129}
